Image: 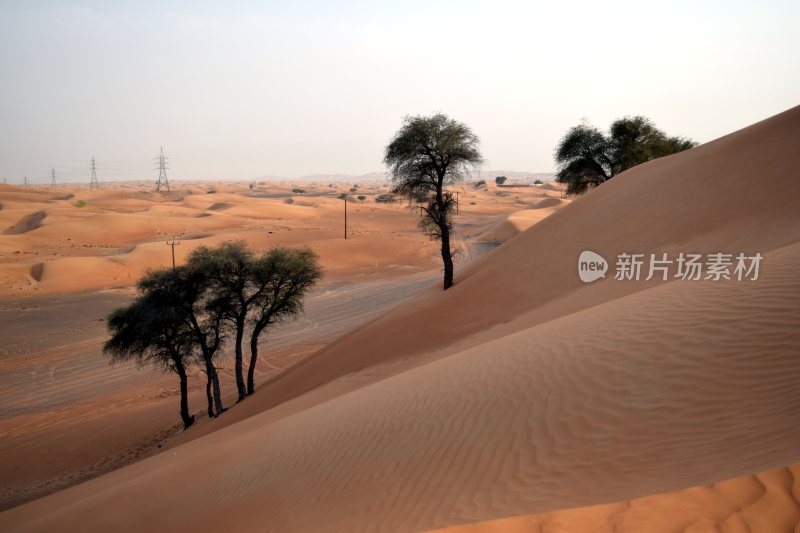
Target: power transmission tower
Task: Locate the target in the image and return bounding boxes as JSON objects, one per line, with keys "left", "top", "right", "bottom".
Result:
{"left": 24, "top": 176, "right": 28, "bottom": 187}
{"left": 154, "top": 147, "right": 170, "bottom": 192}
{"left": 89, "top": 157, "right": 99, "bottom": 189}
{"left": 51, "top": 168, "right": 56, "bottom": 187}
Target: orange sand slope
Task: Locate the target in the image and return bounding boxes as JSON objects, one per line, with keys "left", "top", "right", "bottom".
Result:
{"left": 3, "top": 106, "right": 800, "bottom": 532}
{"left": 430, "top": 465, "right": 800, "bottom": 533}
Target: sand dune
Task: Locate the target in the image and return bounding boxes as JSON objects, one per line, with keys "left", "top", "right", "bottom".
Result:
{"left": 1, "top": 179, "right": 553, "bottom": 508}
{"left": 2, "top": 107, "right": 797, "bottom": 532}
{"left": 3, "top": 241, "right": 797, "bottom": 532}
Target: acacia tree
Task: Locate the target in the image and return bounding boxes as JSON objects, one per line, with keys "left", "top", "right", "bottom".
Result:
{"left": 384, "top": 113, "right": 483, "bottom": 290}
{"left": 555, "top": 116, "right": 697, "bottom": 194}
{"left": 246, "top": 247, "right": 322, "bottom": 395}
{"left": 189, "top": 241, "right": 268, "bottom": 402}
{"left": 138, "top": 266, "right": 228, "bottom": 417}
{"left": 104, "top": 276, "right": 196, "bottom": 428}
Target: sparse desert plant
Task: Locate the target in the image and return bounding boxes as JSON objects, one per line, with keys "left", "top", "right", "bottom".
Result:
{"left": 357, "top": 195, "right": 366, "bottom": 203}
{"left": 292, "top": 188, "right": 305, "bottom": 194}
{"left": 555, "top": 116, "right": 696, "bottom": 194}
{"left": 206, "top": 188, "right": 217, "bottom": 194}
{"left": 75, "top": 199, "right": 87, "bottom": 208}
{"left": 249, "top": 183, "right": 254, "bottom": 189}
{"left": 474, "top": 180, "right": 486, "bottom": 189}
{"left": 534, "top": 179, "right": 543, "bottom": 185}
{"left": 384, "top": 113, "right": 484, "bottom": 290}
{"left": 495, "top": 176, "right": 507, "bottom": 185}
{"left": 375, "top": 193, "right": 395, "bottom": 203}
{"left": 284, "top": 197, "right": 294, "bottom": 204}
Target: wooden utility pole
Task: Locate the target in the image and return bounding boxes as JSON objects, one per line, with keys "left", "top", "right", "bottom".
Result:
{"left": 166, "top": 241, "right": 180, "bottom": 269}
{"left": 344, "top": 194, "right": 347, "bottom": 239}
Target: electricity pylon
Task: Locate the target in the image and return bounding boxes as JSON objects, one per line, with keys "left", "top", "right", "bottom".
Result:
{"left": 155, "top": 147, "right": 170, "bottom": 192}
{"left": 89, "top": 157, "right": 99, "bottom": 189}
{"left": 51, "top": 168, "right": 56, "bottom": 187}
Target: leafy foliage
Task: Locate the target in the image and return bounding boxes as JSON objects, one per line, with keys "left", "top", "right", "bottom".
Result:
{"left": 555, "top": 116, "right": 697, "bottom": 195}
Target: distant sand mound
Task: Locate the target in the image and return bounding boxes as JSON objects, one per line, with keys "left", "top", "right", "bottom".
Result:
{"left": 3, "top": 210, "right": 46, "bottom": 235}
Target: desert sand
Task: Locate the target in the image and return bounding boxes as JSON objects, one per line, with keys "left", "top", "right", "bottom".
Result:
{"left": 0, "top": 177, "right": 565, "bottom": 511}
{"left": 1, "top": 106, "right": 799, "bottom": 532}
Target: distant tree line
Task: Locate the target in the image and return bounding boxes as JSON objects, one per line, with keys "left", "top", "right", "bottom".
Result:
{"left": 103, "top": 242, "right": 322, "bottom": 428}
{"left": 555, "top": 116, "right": 697, "bottom": 195}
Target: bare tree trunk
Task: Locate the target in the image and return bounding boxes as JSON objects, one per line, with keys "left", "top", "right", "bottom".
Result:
{"left": 175, "top": 362, "right": 195, "bottom": 429}
{"left": 246, "top": 326, "right": 264, "bottom": 396}
{"left": 205, "top": 372, "right": 214, "bottom": 418}
{"left": 205, "top": 358, "right": 225, "bottom": 415}
{"left": 436, "top": 188, "right": 454, "bottom": 290}
{"left": 441, "top": 223, "right": 454, "bottom": 290}
{"left": 234, "top": 319, "right": 246, "bottom": 402}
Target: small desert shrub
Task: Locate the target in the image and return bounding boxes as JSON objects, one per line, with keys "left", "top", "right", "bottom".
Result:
{"left": 375, "top": 193, "right": 395, "bottom": 204}
{"left": 75, "top": 199, "right": 88, "bottom": 208}
{"left": 292, "top": 188, "right": 305, "bottom": 194}
{"left": 534, "top": 179, "right": 543, "bottom": 185}
{"left": 474, "top": 180, "right": 486, "bottom": 189}
{"left": 284, "top": 197, "right": 294, "bottom": 204}
{"left": 207, "top": 188, "right": 217, "bottom": 194}
{"left": 357, "top": 195, "right": 366, "bottom": 203}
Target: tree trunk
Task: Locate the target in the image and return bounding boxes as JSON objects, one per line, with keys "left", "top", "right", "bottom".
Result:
{"left": 205, "top": 372, "right": 214, "bottom": 418}
{"left": 174, "top": 361, "right": 195, "bottom": 429}
{"left": 234, "top": 318, "right": 246, "bottom": 402}
{"left": 205, "top": 358, "right": 225, "bottom": 415}
{"left": 441, "top": 224, "right": 454, "bottom": 290}
{"left": 246, "top": 325, "right": 264, "bottom": 395}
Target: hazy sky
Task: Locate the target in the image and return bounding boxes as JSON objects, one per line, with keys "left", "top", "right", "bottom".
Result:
{"left": 1, "top": 0, "right": 798, "bottom": 183}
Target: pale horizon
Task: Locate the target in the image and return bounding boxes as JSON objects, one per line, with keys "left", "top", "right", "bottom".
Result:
{"left": 1, "top": 0, "right": 798, "bottom": 184}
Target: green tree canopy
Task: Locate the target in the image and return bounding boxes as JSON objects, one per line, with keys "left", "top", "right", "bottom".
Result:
{"left": 555, "top": 116, "right": 697, "bottom": 195}
{"left": 384, "top": 113, "right": 483, "bottom": 289}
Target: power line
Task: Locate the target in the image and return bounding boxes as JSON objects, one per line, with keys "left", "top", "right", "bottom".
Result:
{"left": 155, "top": 147, "right": 170, "bottom": 192}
